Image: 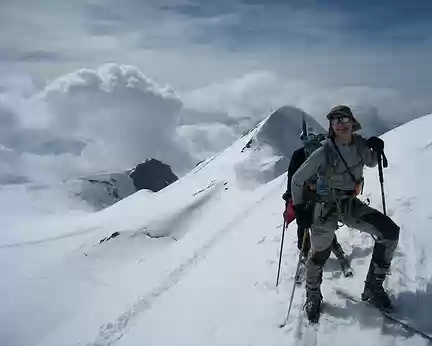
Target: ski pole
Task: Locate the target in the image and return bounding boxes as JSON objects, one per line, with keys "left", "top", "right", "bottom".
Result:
{"left": 276, "top": 172, "right": 292, "bottom": 287}
{"left": 276, "top": 217, "right": 287, "bottom": 287}
{"left": 280, "top": 230, "right": 309, "bottom": 328}
{"left": 377, "top": 152, "right": 387, "bottom": 216}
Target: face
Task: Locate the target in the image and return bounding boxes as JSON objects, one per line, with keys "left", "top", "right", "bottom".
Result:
{"left": 330, "top": 115, "right": 353, "bottom": 137}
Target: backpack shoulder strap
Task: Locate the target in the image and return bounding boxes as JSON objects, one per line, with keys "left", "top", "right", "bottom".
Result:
{"left": 330, "top": 137, "right": 357, "bottom": 184}
{"left": 318, "top": 140, "right": 336, "bottom": 177}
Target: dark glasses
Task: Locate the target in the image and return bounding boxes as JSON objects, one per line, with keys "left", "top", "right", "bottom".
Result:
{"left": 330, "top": 116, "right": 351, "bottom": 125}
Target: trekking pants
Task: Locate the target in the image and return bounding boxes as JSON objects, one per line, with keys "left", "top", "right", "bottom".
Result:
{"left": 306, "top": 197, "right": 400, "bottom": 290}
{"left": 298, "top": 225, "right": 344, "bottom": 260}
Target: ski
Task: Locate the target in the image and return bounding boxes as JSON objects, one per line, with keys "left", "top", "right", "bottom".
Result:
{"left": 333, "top": 287, "right": 432, "bottom": 342}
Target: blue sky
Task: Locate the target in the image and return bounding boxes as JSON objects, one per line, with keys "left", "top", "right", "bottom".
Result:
{"left": 1, "top": 1, "right": 431, "bottom": 81}
{"left": 0, "top": 0, "right": 431, "bottom": 121}
{"left": 162, "top": 1, "right": 432, "bottom": 46}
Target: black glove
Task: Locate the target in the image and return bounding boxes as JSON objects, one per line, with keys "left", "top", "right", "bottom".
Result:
{"left": 366, "top": 136, "right": 384, "bottom": 153}
{"left": 282, "top": 191, "right": 290, "bottom": 202}
{"left": 293, "top": 204, "right": 312, "bottom": 230}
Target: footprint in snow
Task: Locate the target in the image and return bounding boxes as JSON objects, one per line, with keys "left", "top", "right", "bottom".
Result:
{"left": 257, "top": 236, "right": 266, "bottom": 244}
{"left": 423, "top": 141, "right": 432, "bottom": 150}
{"left": 273, "top": 236, "right": 281, "bottom": 242}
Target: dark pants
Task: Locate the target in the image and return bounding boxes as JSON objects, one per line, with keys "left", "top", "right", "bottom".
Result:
{"left": 306, "top": 197, "right": 400, "bottom": 291}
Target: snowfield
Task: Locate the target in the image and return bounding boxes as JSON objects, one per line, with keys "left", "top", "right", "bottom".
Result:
{"left": 1, "top": 108, "right": 431, "bottom": 346}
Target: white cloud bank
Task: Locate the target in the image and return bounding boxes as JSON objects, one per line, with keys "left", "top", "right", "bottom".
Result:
{"left": 183, "top": 70, "right": 425, "bottom": 133}
{"left": 0, "top": 63, "right": 427, "bottom": 185}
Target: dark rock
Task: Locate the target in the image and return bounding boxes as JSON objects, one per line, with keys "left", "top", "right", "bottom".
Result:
{"left": 241, "top": 139, "right": 253, "bottom": 152}
{"left": 99, "top": 231, "right": 120, "bottom": 244}
{"left": 130, "top": 159, "right": 178, "bottom": 192}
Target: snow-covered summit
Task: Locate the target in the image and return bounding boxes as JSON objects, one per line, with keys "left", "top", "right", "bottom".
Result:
{"left": 189, "top": 105, "right": 324, "bottom": 188}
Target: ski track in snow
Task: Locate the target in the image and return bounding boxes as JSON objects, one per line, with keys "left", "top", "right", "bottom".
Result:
{"left": 302, "top": 324, "right": 318, "bottom": 346}
{"left": 191, "top": 153, "right": 221, "bottom": 175}
{"left": 88, "top": 191, "right": 272, "bottom": 346}
{"left": 0, "top": 227, "right": 99, "bottom": 249}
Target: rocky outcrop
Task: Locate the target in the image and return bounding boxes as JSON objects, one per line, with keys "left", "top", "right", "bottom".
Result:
{"left": 129, "top": 159, "right": 178, "bottom": 192}
{"left": 76, "top": 159, "right": 178, "bottom": 210}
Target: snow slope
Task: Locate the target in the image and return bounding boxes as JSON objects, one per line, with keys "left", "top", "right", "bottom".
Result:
{"left": 0, "top": 170, "right": 134, "bottom": 251}
{"left": 1, "top": 109, "right": 432, "bottom": 346}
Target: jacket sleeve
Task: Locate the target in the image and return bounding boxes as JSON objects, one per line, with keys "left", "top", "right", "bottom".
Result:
{"left": 357, "top": 136, "right": 378, "bottom": 168}
{"left": 291, "top": 147, "right": 325, "bottom": 205}
{"left": 286, "top": 149, "right": 305, "bottom": 198}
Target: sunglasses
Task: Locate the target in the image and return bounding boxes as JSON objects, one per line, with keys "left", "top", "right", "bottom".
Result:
{"left": 330, "top": 115, "right": 352, "bottom": 125}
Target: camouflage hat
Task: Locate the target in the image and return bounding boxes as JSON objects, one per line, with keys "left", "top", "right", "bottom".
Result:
{"left": 326, "top": 105, "right": 362, "bottom": 134}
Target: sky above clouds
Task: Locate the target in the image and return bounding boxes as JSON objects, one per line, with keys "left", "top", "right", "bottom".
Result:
{"left": 1, "top": 0, "right": 431, "bottom": 89}
{"left": 0, "top": 1, "right": 431, "bottom": 182}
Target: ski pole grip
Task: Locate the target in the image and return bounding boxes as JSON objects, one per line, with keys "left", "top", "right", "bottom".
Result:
{"left": 381, "top": 151, "right": 388, "bottom": 168}
{"left": 378, "top": 154, "right": 384, "bottom": 184}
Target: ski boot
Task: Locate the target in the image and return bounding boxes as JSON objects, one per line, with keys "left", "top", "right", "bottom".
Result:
{"left": 304, "top": 287, "right": 323, "bottom": 323}
{"left": 361, "top": 261, "right": 393, "bottom": 312}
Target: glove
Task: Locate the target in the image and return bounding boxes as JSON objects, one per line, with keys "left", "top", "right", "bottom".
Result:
{"left": 282, "top": 191, "right": 290, "bottom": 202}
{"left": 293, "top": 204, "right": 312, "bottom": 230}
{"left": 283, "top": 199, "right": 296, "bottom": 224}
{"left": 366, "top": 136, "right": 384, "bottom": 153}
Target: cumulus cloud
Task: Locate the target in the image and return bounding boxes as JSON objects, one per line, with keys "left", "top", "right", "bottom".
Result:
{"left": 0, "top": 64, "right": 208, "bottom": 184}
{"left": 34, "top": 63, "right": 193, "bottom": 171}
